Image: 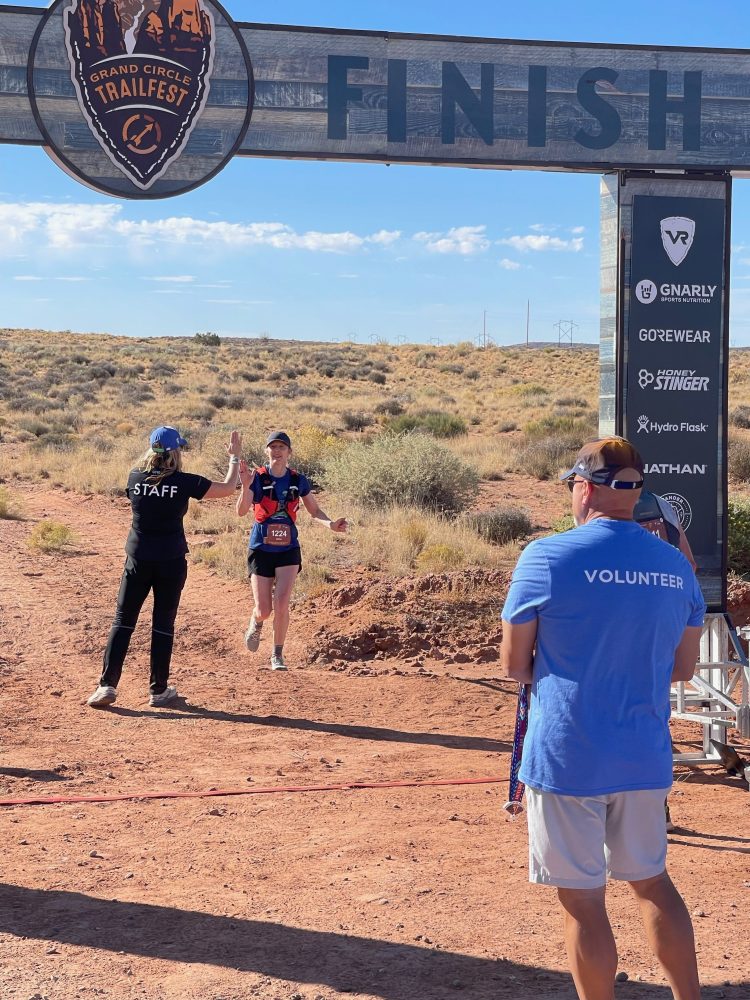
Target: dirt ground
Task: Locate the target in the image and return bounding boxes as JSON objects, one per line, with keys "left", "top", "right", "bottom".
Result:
{"left": 0, "top": 482, "right": 748, "bottom": 1000}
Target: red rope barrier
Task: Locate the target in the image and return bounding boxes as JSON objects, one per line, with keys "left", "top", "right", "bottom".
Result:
{"left": 0, "top": 775, "right": 504, "bottom": 809}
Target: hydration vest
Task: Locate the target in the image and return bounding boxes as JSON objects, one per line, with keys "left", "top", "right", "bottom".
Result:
{"left": 253, "top": 467, "right": 301, "bottom": 523}
{"left": 634, "top": 490, "right": 681, "bottom": 549}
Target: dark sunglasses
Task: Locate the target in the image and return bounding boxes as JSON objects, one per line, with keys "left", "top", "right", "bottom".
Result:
{"left": 566, "top": 477, "right": 586, "bottom": 493}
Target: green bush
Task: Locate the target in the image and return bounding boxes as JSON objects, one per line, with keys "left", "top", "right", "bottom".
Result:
{"left": 464, "top": 506, "right": 532, "bottom": 545}
{"left": 341, "top": 411, "right": 374, "bottom": 431}
{"left": 27, "top": 520, "right": 76, "bottom": 553}
{"left": 385, "top": 410, "right": 467, "bottom": 439}
{"left": 323, "top": 432, "right": 478, "bottom": 514}
{"left": 729, "top": 406, "right": 750, "bottom": 429}
{"left": 552, "top": 513, "right": 576, "bottom": 534}
{"left": 729, "top": 435, "right": 750, "bottom": 482}
{"left": 0, "top": 487, "right": 23, "bottom": 520}
{"left": 728, "top": 497, "right": 750, "bottom": 575}
{"left": 516, "top": 436, "right": 580, "bottom": 481}
{"left": 195, "top": 331, "right": 220, "bottom": 346}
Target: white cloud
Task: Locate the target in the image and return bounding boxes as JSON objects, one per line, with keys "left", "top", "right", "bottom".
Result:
{"left": 571, "top": 226, "right": 586, "bottom": 235}
{"left": 144, "top": 275, "right": 196, "bottom": 283}
{"left": 55, "top": 276, "right": 90, "bottom": 282}
{"left": 0, "top": 201, "right": 396, "bottom": 256}
{"left": 338, "top": 273, "right": 359, "bottom": 279}
{"left": 499, "top": 258, "right": 521, "bottom": 270}
{"left": 367, "top": 229, "right": 401, "bottom": 246}
{"left": 13, "top": 275, "right": 43, "bottom": 281}
{"left": 498, "top": 234, "right": 584, "bottom": 253}
{"left": 529, "top": 223, "right": 557, "bottom": 233}
{"left": 414, "top": 225, "right": 490, "bottom": 255}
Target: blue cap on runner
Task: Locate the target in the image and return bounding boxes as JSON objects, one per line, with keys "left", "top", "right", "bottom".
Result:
{"left": 149, "top": 426, "right": 188, "bottom": 453}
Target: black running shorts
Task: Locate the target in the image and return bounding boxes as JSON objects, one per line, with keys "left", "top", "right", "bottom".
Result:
{"left": 247, "top": 546, "right": 302, "bottom": 578}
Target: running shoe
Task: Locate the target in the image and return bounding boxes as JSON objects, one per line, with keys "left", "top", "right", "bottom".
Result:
{"left": 270, "top": 652, "right": 287, "bottom": 671}
{"left": 244, "top": 616, "right": 263, "bottom": 652}
{"left": 87, "top": 685, "right": 117, "bottom": 708}
{"left": 149, "top": 686, "right": 178, "bottom": 707}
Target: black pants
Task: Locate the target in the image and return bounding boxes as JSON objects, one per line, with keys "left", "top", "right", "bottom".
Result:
{"left": 100, "top": 556, "right": 187, "bottom": 694}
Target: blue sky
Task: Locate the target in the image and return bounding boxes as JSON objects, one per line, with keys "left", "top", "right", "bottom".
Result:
{"left": 3, "top": 1, "right": 750, "bottom": 344}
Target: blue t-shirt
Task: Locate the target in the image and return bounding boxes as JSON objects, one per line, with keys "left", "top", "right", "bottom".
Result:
{"left": 248, "top": 469, "right": 311, "bottom": 553}
{"left": 501, "top": 519, "right": 705, "bottom": 796}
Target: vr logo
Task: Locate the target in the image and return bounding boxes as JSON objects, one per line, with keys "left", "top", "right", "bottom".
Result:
{"left": 660, "top": 217, "right": 695, "bottom": 266}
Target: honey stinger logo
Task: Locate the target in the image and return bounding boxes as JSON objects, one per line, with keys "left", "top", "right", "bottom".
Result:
{"left": 64, "top": 1, "right": 215, "bottom": 190}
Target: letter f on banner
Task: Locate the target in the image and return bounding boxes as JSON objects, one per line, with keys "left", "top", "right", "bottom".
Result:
{"left": 660, "top": 216, "right": 695, "bottom": 266}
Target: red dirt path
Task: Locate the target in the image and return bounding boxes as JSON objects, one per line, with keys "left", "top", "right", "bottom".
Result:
{"left": 0, "top": 483, "right": 748, "bottom": 1000}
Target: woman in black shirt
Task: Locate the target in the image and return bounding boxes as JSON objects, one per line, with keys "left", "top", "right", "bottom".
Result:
{"left": 87, "top": 426, "right": 242, "bottom": 708}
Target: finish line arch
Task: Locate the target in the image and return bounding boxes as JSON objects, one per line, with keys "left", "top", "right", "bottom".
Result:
{"left": 2, "top": 0, "right": 748, "bottom": 612}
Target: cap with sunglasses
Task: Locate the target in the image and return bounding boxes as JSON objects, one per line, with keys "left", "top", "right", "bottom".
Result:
{"left": 560, "top": 437, "right": 644, "bottom": 491}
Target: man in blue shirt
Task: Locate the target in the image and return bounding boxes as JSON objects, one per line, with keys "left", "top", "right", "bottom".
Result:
{"left": 501, "top": 437, "right": 704, "bottom": 1000}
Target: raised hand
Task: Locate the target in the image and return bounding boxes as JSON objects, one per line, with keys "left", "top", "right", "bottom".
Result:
{"left": 227, "top": 430, "right": 242, "bottom": 457}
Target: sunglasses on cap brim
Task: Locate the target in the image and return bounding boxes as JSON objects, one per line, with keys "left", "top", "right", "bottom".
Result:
{"left": 566, "top": 474, "right": 644, "bottom": 492}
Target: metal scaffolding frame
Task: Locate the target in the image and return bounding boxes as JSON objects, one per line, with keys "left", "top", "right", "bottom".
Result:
{"left": 671, "top": 613, "right": 750, "bottom": 767}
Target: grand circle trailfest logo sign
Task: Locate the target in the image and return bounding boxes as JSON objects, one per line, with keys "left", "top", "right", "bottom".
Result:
{"left": 28, "top": 1, "right": 254, "bottom": 198}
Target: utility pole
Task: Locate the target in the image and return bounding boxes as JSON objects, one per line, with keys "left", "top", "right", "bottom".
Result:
{"left": 526, "top": 300, "right": 530, "bottom": 347}
{"left": 554, "top": 319, "right": 578, "bottom": 347}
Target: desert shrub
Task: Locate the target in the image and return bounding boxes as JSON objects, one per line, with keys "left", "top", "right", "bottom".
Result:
{"left": 323, "top": 432, "right": 478, "bottom": 514}
{"left": 207, "top": 393, "right": 228, "bottom": 409}
{"left": 556, "top": 396, "right": 591, "bottom": 409}
{"left": 18, "top": 418, "right": 51, "bottom": 437}
{"left": 195, "top": 331, "right": 220, "bottom": 346}
{"left": 30, "top": 432, "right": 77, "bottom": 452}
{"left": 375, "top": 399, "right": 404, "bottom": 417}
{"left": 497, "top": 421, "right": 518, "bottom": 433}
{"left": 368, "top": 371, "right": 386, "bottom": 385}
{"left": 729, "top": 436, "right": 750, "bottom": 482}
{"left": 416, "top": 543, "right": 463, "bottom": 571}
{"left": 516, "top": 436, "right": 579, "bottom": 481}
{"left": 729, "top": 406, "right": 750, "bottom": 429}
{"left": 511, "top": 383, "right": 549, "bottom": 397}
{"left": 439, "top": 364, "right": 464, "bottom": 374}
{"left": 27, "top": 520, "right": 76, "bottom": 553}
{"left": 185, "top": 404, "right": 215, "bottom": 421}
{"left": 464, "top": 506, "right": 532, "bottom": 545}
{"left": 523, "top": 413, "right": 597, "bottom": 440}
{"left": 238, "top": 370, "right": 261, "bottom": 383}
{"left": 0, "top": 487, "right": 23, "bottom": 520}
{"left": 341, "top": 411, "right": 373, "bottom": 432}
{"left": 398, "top": 517, "right": 429, "bottom": 564}
{"left": 454, "top": 341, "right": 475, "bottom": 356}
{"left": 291, "top": 425, "right": 342, "bottom": 483}
{"left": 728, "top": 497, "right": 750, "bottom": 575}
{"left": 552, "top": 513, "right": 576, "bottom": 533}
{"left": 465, "top": 369, "right": 481, "bottom": 381}
{"left": 386, "top": 411, "right": 467, "bottom": 439}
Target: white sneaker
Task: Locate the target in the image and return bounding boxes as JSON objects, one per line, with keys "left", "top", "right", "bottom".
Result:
{"left": 149, "top": 686, "right": 178, "bottom": 707}
{"left": 87, "top": 685, "right": 117, "bottom": 707}
{"left": 244, "top": 616, "right": 263, "bottom": 652}
{"left": 270, "top": 652, "right": 287, "bottom": 671}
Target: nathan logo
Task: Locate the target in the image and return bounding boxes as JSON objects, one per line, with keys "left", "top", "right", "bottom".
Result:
{"left": 63, "top": 0, "right": 216, "bottom": 190}
{"left": 644, "top": 462, "right": 707, "bottom": 475}
{"left": 660, "top": 216, "right": 695, "bottom": 266}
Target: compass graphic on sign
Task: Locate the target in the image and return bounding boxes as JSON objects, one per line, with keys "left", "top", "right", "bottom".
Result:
{"left": 122, "top": 114, "right": 162, "bottom": 156}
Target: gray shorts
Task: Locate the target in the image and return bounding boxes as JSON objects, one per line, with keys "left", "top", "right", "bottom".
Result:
{"left": 526, "top": 786, "right": 670, "bottom": 889}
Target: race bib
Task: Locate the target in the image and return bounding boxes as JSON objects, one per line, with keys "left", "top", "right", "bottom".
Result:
{"left": 640, "top": 517, "right": 670, "bottom": 543}
{"left": 266, "top": 523, "right": 292, "bottom": 546}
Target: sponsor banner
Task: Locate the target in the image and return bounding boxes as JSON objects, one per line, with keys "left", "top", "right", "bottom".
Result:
{"left": 625, "top": 193, "right": 726, "bottom": 604}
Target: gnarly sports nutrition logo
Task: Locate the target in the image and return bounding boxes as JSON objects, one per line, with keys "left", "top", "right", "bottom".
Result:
{"left": 64, "top": 1, "right": 215, "bottom": 190}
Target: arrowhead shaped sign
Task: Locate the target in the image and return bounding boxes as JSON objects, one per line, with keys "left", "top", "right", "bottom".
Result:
{"left": 63, "top": 0, "right": 215, "bottom": 191}
{"left": 660, "top": 216, "right": 696, "bottom": 267}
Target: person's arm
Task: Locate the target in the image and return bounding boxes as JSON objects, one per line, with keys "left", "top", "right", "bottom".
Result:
{"left": 501, "top": 619, "right": 537, "bottom": 685}
{"left": 672, "top": 626, "right": 702, "bottom": 682}
{"left": 202, "top": 430, "right": 242, "bottom": 499}
{"left": 236, "top": 459, "right": 256, "bottom": 518}
{"left": 676, "top": 524, "right": 697, "bottom": 572}
{"left": 301, "top": 492, "right": 347, "bottom": 533}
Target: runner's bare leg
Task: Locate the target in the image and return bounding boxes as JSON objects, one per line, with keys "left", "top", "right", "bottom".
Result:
{"left": 557, "top": 886, "right": 617, "bottom": 1000}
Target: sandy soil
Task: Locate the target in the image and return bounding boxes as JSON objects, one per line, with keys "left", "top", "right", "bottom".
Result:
{"left": 0, "top": 482, "right": 748, "bottom": 1000}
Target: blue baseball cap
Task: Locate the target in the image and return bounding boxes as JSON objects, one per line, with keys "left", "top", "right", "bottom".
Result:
{"left": 265, "top": 431, "right": 292, "bottom": 448}
{"left": 150, "top": 426, "right": 188, "bottom": 452}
